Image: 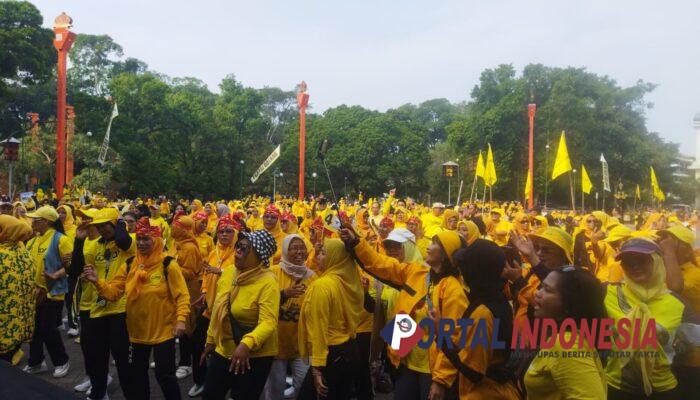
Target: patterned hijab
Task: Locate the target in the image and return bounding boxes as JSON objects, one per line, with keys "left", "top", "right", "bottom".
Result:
{"left": 238, "top": 230, "right": 277, "bottom": 267}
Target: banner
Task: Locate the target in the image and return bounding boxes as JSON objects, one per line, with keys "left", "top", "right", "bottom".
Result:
{"left": 19, "top": 192, "right": 34, "bottom": 202}
{"left": 97, "top": 103, "right": 119, "bottom": 166}
{"left": 600, "top": 154, "right": 610, "bottom": 192}
{"left": 251, "top": 145, "right": 281, "bottom": 183}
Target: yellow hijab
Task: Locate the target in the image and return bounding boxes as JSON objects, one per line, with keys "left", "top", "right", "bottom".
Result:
{"left": 621, "top": 252, "right": 668, "bottom": 396}
{"left": 457, "top": 220, "right": 480, "bottom": 246}
{"left": 126, "top": 236, "right": 166, "bottom": 298}
{"left": 0, "top": 215, "right": 32, "bottom": 244}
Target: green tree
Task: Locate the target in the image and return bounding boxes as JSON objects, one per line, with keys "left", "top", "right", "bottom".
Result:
{"left": 0, "top": 1, "right": 55, "bottom": 138}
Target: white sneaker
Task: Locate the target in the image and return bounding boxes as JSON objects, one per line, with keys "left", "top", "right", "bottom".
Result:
{"left": 67, "top": 328, "right": 80, "bottom": 337}
{"left": 23, "top": 361, "right": 48, "bottom": 374}
{"left": 74, "top": 377, "right": 91, "bottom": 392}
{"left": 176, "top": 366, "right": 192, "bottom": 379}
{"left": 149, "top": 361, "right": 155, "bottom": 369}
{"left": 53, "top": 362, "right": 70, "bottom": 378}
{"left": 286, "top": 376, "right": 293, "bottom": 386}
{"left": 188, "top": 384, "right": 204, "bottom": 397}
{"left": 284, "top": 387, "right": 295, "bottom": 398}
{"left": 86, "top": 374, "right": 112, "bottom": 396}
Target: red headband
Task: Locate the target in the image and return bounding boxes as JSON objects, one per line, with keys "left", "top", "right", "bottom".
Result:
{"left": 193, "top": 211, "right": 208, "bottom": 221}
{"left": 264, "top": 205, "right": 281, "bottom": 218}
{"left": 172, "top": 210, "right": 186, "bottom": 229}
{"left": 135, "top": 217, "right": 162, "bottom": 237}
{"left": 218, "top": 215, "right": 241, "bottom": 232}
{"left": 280, "top": 212, "right": 296, "bottom": 223}
{"left": 407, "top": 215, "right": 421, "bottom": 226}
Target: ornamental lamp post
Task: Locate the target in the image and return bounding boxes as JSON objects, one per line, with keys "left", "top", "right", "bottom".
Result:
{"left": 53, "top": 12, "right": 76, "bottom": 198}
{"left": 239, "top": 159, "right": 245, "bottom": 198}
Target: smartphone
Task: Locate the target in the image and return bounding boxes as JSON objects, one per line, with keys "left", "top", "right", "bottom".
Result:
{"left": 502, "top": 245, "right": 523, "bottom": 267}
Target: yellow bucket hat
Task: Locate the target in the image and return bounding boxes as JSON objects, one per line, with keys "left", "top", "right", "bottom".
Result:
{"left": 529, "top": 227, "right": 573, "bottom": 263}
{"left": 434, "top": 230, "right": 464, "bottom": 268}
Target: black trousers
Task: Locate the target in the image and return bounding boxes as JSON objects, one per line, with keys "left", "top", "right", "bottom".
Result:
{"left": 393, "top": 364, "right": 431, "bottom": 400}
{"left": 127, "top": 339, "right": 181, "bottom": 400}
{"left": 64, "top": 275, "right": 79, "bottom": 330}
{"left": 672, "top": 364, "right": 700, "bottom": 400}
{"left": 298, "top": 339, "right": 362, "bottom": 400}
{"left": 191, "top": 314, "right": 210, "bottom": 385}
{"left": 607, "top": 385, "right": 679, "bottom": 400}
{"left": 202, "top": 352, "right": 273, "bottom": 400}
{"left": 28, "top": 299, "right": 69, "bottom": 367}
{"left": 84, "top": 313, "right": 131, "bottom": 399}
{"left": 355, "top": 332, "right": 374, "bottom": 400}
{"left": 178, "top": 334, "right": 193, "bottom": 367}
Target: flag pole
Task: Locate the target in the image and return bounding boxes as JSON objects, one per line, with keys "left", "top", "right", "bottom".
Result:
{"left": 581, "top": 186, "right": 584, "bottom": 214}
{"left": 469, "top": 173, "right": 477, "bottom": 203}
{"left": 569, "top": 172, "right": 575, "bottom": 211}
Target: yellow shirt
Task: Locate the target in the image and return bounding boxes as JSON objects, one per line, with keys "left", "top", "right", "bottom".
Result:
{"left": 28, "top": 228, "right": 74, "bottom": 301}
{"left": 87, "top": 238, "right": 136, "bottom": 318}
{"left": 299, "top": 277, "right": 355, "bottom": 367}
{"left": 270, "top": 264, "right": 316, "bottom": 360}
{"left": 207, "top": 266, "right": 280, "bottom": 358}
{"left": 457, "top": 306, "right": 520, "bottom": 400}
{"left": 525, "top": 332, "right": 606, "bottom": 400}
{"left": 79, "top": 238, "right": 100, "bottom": 311}
{"left": 95, "top": 258, "right": 190, "bottom": 344}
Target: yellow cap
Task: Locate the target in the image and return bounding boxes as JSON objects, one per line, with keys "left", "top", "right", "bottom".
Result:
{"left": 26, "top": 206, "right": 59, "bottom": 222}
{"left": 88, "top": 208, "right": 119, "bottom": 225}
{"left": 75, "top": 208, "right": 100, "bottom": 220}
{"left": 661, "top": 225, "right": 695, "bottom": 247}
{"left": 603, "top": 225, "right": 632, "bottom": 243}
{"left": 529, "top": 227, "right": 573, "bottom": 263}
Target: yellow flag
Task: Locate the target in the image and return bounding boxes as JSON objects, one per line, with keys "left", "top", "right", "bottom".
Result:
{"left": 524, "top": 170, "right": 532, "bottom": 198}
{"left": 484, "top": 143, "right": 497, "bottom": 187}
{"left": 635, "top": 184, "right": 641, "bottom": 200}
{"left": 581, "top": 164, "right": 592, "bottom": 194}
{"left": 475, "top": 151, "right": 485, "bottom": 179}
{"left": 551, "top": 131, "right": 572, "bottom": 180}
{"left": 650, "top": 166, "right": 665, "bottom": 202}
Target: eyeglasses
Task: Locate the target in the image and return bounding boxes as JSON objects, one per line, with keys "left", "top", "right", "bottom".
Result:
{"left": 235, "top": 241, "right": 251, "bottom": 253}
{"left": 561, "top": 265, "right": 576, "bottom": 272}
{"left": 519, "top": 220, "right": 529, "bottom": 224}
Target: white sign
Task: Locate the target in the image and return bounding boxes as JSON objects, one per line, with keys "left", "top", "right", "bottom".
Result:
{"left": 98, "top": 103, "right": 119, "bottom": 167}
{"left": 600, "top": 154, "right": 611, "bottom": 192}
{"left": 250, "top": 145, "right": 281, "bottom": 183}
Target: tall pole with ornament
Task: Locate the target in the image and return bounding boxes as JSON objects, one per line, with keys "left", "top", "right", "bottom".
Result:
{"left": 296, "top": 81, "right": 309, "bottom": 200}
{"left": 66, "top": 105, "right": 75, "bottom": 185}
{"left": 53, "top": 12, "right": 76, "bottom": 198}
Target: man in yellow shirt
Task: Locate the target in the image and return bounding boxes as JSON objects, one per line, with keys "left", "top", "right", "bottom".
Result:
{"left": 24, "top": 206, "right": 72, "bottom": 378}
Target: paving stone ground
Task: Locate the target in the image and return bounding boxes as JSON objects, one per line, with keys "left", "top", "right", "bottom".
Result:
{"left": 19, "top": 328, "right": 393, "bottom": 399}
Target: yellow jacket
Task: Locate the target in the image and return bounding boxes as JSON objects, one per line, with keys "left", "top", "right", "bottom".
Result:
{"left": 206, "top": 266, "right": 280, "bottom": 358}
{"left": 95, "top": 258, "right": 190, "bottom": 344}
{"left": 353, "top": 239, "right": 467, "bottom": 388}
{"left": 86, "top": 238, "right": 136, "bottom": 318}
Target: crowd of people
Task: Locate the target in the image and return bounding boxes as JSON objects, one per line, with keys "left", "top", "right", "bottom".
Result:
{"left": 1, "top": 190, "right": 700, "bottom": 400}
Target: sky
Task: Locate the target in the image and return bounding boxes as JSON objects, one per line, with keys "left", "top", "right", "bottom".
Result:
{"left": 30, "top": 0, "right": 700, "bottom": 151}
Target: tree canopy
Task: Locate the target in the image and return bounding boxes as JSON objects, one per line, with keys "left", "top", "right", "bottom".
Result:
{"left": 0, "top": 2, "right": 688, "bottom": 207}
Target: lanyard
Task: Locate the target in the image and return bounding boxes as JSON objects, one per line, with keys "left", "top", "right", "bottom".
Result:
{"left": 425, "top": 273, "right": 435, "bottom": 312}
{"left": 103, "top": 248, "right": 112, "bottom": 279}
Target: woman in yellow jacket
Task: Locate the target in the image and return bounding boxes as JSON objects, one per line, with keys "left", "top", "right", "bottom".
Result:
{"left": 339, "top": 228, "right": 467, "bottom": 400}
{"left": 188, "top": 215, "right": 238, "bottom": 397}
{"left": 83, "top": 217, "right": 190, "bottom": 400}
{"left": 604, "top": 238, "right": 694, "bottom": 399}
{"left": 263, "top": 233, "right": 317, "bottom": 400}
{"left": 171, "top": 213, "right": 203, "bottom": 380}
{"left": 201, "top": 230, "right": 279, "bottom": 400}
{"left": 297, "top": 239, "right": 364, "bottom": 400}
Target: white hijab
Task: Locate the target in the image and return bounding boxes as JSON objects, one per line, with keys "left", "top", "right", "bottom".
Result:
{"left": 280, "top": 234, "right": 313, "bottom": 281}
